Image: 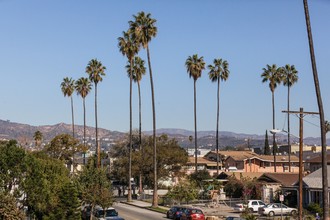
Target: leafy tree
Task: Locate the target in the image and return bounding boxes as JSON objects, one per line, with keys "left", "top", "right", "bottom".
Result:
{"left": 118, "top": 30, "right": 139, "bottom": 202}
{"left": 78, "top": 158, "right": 113, "bottom": 218}
{"left": 0, "top": 140, "right": 27, "bottom": 198}
{"left": 86, "top": 58, "right": 106, "bottom": 168}
{"left": 208, "top": 58, "right": 230, "bottom": 176}
{"left": 224, "top": 175, "right": 244, "bottom": 198}
{"left": 242, "top": 178, "right": 262, "bottom": 200}
{"left": 111, "top": 134, "right": 188, "bottom": 189}
{"left": 61, "top": 77, "right": 76, "bottom": 138}
{"left": 264, "top": 130, "right": 271, "bottom": 155}
{"left": 23, "top": 152, "right": 70, "bottom": 219}
{"left": 75, "top": 77, "right": 92, "bottom": 149}
{"left": 44, "top": 134, "right": 84, "bottom": 171}
{"left": 55, "top": 181, "right": 81, "bottom": 220}
{"left": 188, "top": 169, "right": 212, "bottom": 189}
{"left": 0, "top": 191, "right": 24, "bottom": 220}
{"left": 126, "top": 56, "right": 146, "bottom": 193}
{"left": 166, "top": 180, "right": 198, "bottom": 204}
{"left": 129, "top": 11, "right": 158, "bottom": 207}
{"left": 185, "top": 54, "right": 205, "bottom": 173}
{"left": 261, "top": 64, "right": 282, "bottom": 172}
{"left": 33, "top": 130, "right": 43, "bottom": 149}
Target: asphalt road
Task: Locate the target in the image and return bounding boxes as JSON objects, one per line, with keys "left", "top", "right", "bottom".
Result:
{"left": 114, "top": 202, "right": 167, "bottom": 220}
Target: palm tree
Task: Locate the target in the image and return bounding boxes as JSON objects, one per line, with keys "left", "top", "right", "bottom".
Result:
{"left": 281, "top": 64, "right": 298, "bottom": 172}
{"left": 185, "top": 54, "right": 205, "bottom": 173}
{"left": 75, "top": 77, "right": 92, "bottom": 165}
{"left": 126, "top": 56, "right": 146, "bottom": 194}
{"left": 61, "top": 77, "right": 75, "bottom": 138}
{"left": 118, "top": 30, "right": 139, "bottom": 202}
{"left": 261, "top": 64, "right": 282, "bottom": 172}
{"left": 208, "top": 58, "right": 229, "bottom": 176}
{"left": 33, "top": 130, "right": 43, "bottom": 149}
{"left": 86, "top": 59, "right": 106, "bottom": 168}
{"left": 129, "top": 11, "right": 158, "bottom": 207}
{"left": 303, "top": 0, "right": 328, "bottom": 218}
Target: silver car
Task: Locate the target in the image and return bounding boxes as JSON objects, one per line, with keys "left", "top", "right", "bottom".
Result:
{"left": 258, "top": 203, "right": 297, "bottom": 217}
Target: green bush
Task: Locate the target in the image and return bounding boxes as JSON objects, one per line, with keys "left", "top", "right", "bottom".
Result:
{"left": 307, "top": 203, "right": 322, "bottom": 215}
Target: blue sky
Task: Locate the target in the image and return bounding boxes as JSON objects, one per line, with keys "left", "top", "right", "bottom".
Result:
{"left": 0, "top": 0, "right": 329, "bottom": 138}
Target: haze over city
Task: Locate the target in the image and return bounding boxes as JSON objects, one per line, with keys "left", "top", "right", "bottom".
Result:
{"left": 0, "top": 0, "right": 329, "bottom": 138}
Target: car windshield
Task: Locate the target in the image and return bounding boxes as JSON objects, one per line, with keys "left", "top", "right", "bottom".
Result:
{"left": 190, "top": 209, "right": 203, "bottom": 214}
{"left": 98, "top": 209, "right": 117, "bottom": 217}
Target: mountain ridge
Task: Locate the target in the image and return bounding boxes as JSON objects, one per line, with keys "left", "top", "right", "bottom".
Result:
{"left": 0, "top": 119, "right": 327, "bottom": 146}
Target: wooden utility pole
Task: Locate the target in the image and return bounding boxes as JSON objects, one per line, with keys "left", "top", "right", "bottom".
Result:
{"left": 283, "top": 108, "right": 319, "bottom": 220}
{"left": 303, "top": 1, "right": 329, "bottom": 219}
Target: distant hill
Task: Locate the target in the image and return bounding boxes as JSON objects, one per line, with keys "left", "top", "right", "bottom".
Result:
{"left": 0, "top": 119, "right": 328, "bottom": 147}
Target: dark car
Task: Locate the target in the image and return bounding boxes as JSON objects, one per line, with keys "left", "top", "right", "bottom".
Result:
{"left": 166, "top": 206, "right": 188, "bottom": 220}
{"left": 92, "top": 206, "right": 125, "bottom": 220}
{"left": 180, "top": 207, "right": 205, "bottom": 220}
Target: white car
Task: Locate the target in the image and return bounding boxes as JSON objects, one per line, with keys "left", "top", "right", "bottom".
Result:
{"left": 258, "top": 203, "right": 297, "bottom": 217}
{"left": 234, "top": 200, "right": 266, "bottom": 212}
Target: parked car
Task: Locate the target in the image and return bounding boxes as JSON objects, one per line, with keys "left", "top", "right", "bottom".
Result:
{"left": 258, "top": 203, "right": 297, "bottom": 217}
{"left": 166, "top": 206, "right": 188, "bottom": 220}
{"left": 234, "top": 200, "right": 266, "bottom": 212}
{"left": 92, "top": 206, "right": 125, "bottom": 220}
{"left": 180, "top": 207, "right": 205, "bottom": 220}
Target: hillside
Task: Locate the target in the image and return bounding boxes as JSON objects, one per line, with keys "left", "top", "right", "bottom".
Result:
{"left": 0, "top": 119, "right": 328, "bottom": 147}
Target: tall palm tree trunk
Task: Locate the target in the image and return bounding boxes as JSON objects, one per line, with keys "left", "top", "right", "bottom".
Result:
{"left": 287, "top": 83, "right": 291, "bottom": 172}
{"left": 194, "top": 79, "right": 198, "bottom": 173}
{"left": 272, "top": 90, "right": 277, "bottom": 172}
{"left": 303, "top": 1, "right": 328, "bottom": 218}
{"left": 138, "top": 81, "right": 143, "bottom": 194}
{"left": 95, "top": 84, "right": 100, "bottom": 168}
{"left": 216, "top": 78, "right": 220, "bottom": 176}
{"left": 71, "top": 96, "right": 75, "bottom": 138}
{"left": 128, "top": 58, "right": 133, "bottom": 202}
{"left": 83, "top": 98, "right": 86, "bottom": 165}
{"left": 146, "top": 46, "right": 158, "bottom": 208}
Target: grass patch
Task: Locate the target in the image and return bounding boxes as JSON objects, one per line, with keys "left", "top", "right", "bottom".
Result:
{"left": 146, "top": 206, "right": 168, "bottom": 214}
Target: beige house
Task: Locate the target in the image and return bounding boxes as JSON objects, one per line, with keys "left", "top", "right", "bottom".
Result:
{"left": 205, "top": 151, "right": 300, "bottom": 173}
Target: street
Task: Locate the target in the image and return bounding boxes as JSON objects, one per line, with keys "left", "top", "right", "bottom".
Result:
{"left": 114, "top": 202, "right": 167, "bottom": 220}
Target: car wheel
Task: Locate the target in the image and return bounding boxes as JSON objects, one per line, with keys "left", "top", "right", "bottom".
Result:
{"left": 268, "top": 211, "right": 275, "bottom": 217}
{"left": 291, "top": 210, "right": 297, "bottom": 216}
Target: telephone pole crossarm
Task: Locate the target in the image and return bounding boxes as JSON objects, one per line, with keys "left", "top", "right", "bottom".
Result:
{"left": 282, "top": 110, "right": 319, "bottom": 115}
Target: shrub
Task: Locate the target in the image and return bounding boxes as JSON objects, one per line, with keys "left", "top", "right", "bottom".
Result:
{"left": 307, "top": 203, "right": 322, "bottom": 215}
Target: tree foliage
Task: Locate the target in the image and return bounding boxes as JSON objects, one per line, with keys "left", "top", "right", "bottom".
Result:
{"left": 188, "top": 169, "right": 211, "bottom": 189}
{"left": 0, "top": 191, "right": 24, "bottom": 220}
{"left": 224, "top": 175, "right": 244, "bottom": 198}
{"left": 264, "top": 130, "right": 271, "bottom": 155}
{"left": 0, "top": 140, "right": 27, "bottom": 198}
{"left": 44, "top": 134, "right": 84, "bottom": 163}
{"left": 111, "top": 134, "right": 188, "bottom": 188}
{"left": 166, "top": 180, "right": 198, "bottom": 204}
{"left": 23, "top": 151, "right": 71, "bottom": 219}
{"left": 78, "top": 158, "right": 114, "bottom": 213}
